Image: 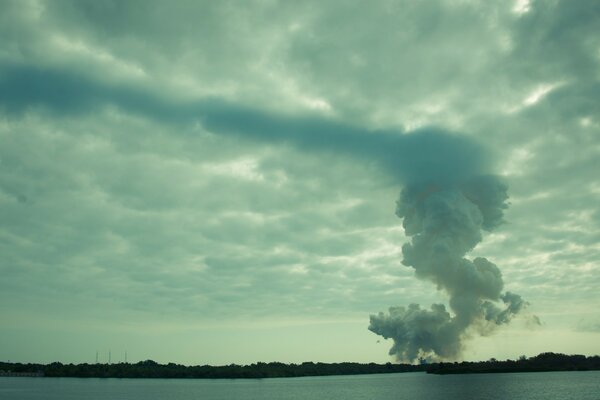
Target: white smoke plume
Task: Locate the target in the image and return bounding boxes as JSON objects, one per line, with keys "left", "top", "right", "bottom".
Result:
{"left": 369, "top": 175, "right": 531, "bottom": 363}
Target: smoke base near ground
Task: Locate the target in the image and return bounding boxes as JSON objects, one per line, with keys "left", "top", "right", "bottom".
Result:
{"left": 369, "top": 176, "right": 532, "bottom": 363}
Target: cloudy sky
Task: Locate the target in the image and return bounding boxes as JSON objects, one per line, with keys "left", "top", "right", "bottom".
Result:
{"left": 1, "top": 0, "right": 599, "bottom": 365}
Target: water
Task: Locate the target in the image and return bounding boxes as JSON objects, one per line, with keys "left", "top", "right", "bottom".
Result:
{"left": 1, "top": 371, "right": 599, "bottom": 400}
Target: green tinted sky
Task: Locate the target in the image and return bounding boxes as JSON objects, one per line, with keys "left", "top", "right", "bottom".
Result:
{"left": 1, "top": 0, "right": 599, "bottom": 365}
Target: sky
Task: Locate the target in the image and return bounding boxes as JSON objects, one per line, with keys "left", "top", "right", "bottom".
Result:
{"left": 1, "top": 0, "right": 599, "bottom": 366}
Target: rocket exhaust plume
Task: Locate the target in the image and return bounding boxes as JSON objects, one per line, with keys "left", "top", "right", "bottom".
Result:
{"left": 194, "top": 100, "right": 534, "bottom": 360}
{"left": 369, "top": 175, "right": 530, "bottom": 362}
{"left": 196, "top": 102, "right": 533, "bottom": 361}
{"left": 196, "top": 103, "right": 532, "bottom": 361}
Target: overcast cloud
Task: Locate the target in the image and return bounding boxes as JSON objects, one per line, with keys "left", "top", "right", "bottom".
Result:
{"left": 1, "top": 0, "right": 599, "bottom": 364}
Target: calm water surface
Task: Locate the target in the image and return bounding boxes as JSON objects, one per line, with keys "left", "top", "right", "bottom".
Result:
{"left": 1, "top": 371, "right": 599, "bottom": 400}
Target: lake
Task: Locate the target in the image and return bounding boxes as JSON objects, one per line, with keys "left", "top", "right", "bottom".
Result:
{"left": 1, "top": 371, "right": 599, "bottom": 400}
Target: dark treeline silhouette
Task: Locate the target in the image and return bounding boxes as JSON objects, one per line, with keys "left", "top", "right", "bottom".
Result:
{"left": 1, "top": 353, "right": 598, "bottom": 379}
{"left": 426, "top": 353, "right": 600, "bottom": 374}
{"left": 0, "top": 360, "right": 425, "bottom": 379}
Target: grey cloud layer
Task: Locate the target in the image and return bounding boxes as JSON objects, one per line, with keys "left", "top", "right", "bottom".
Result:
{"left": 1, "top": 0, "right": 599, "bottom": 363}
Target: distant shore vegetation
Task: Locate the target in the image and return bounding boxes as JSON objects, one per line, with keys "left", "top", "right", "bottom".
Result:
{"left": 427, "top": 352, "right": 600, "bottom": 375}
{"left": 1, "top": 353, "right": 598, "bottom": 379}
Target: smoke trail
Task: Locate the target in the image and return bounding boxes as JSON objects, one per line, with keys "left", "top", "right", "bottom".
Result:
{"left": 369, "top": 175, "right": 530, "bottom": 362}
{"left": 0, "top": 66, "right": 531, "bottom": 357}
{"left": 197, "top": 95, "right": 533, "bottom": 360}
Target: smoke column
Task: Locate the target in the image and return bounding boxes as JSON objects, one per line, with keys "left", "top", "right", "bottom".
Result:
{"left": 198, "top": 100, "right": 532, "bottom": 361}
{"left": 368, "top": 175, "right": 529, "bottom": 362}
{"left": 0, "top": 66, "right": 530, "bottom": 360}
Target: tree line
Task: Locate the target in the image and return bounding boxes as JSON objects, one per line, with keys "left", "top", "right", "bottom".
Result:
{"left": 0, "top": 360, "right": 424, "bottom": 379}
{"left": 426, "top": 353, "right": 600, "bottom": 374}
{"left": 1, "top": 353, "right": 598, "bottom": 379}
